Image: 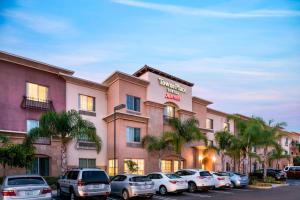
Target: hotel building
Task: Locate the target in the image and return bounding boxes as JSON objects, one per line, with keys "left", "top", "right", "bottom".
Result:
{"left": 0, "top": 51, "right": 296, "bottom": 177}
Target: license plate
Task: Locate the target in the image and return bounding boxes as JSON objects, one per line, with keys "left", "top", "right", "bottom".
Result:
{"left": 89, "top": 184, "right": 104, "bottom": 189}
{"left": 25, "top": 191, "right": 33, "bottom": 196}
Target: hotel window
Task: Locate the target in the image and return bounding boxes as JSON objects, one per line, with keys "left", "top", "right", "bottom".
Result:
{"left": 27, "top": 120, "right": 39, "bottom": 133}
{"left": 223, "top": 122, "right": 230, "bottom": 131}
{"left": 79, "top": 158, "right": 96, "bottom": 168}
{"left": 206, "top": 119, "right": 214, "bottom": 129}
{"left": 26, "top": 82, "right": 48, "bottom": 102}
{"left": 161, "top": 160, "right": 172, "bottom": 173}
{"left": 174, "top": 160, "right": 181, "bottom": 172}
{"left": 285, "top": 137, "right": 289, "bottom": 146}
{"left": 124, "top": 159, "right": 144, "bottom": 175}
{"left": 163, "top": 105, "right": 175, "bottom": 119}
{"left": 79, "top": 94, "right": 95, "bottom": 112}
{"left": 126, "top": 95, "right": 140, "bottom": 112}
{"left": 126, "top": 127, "right": 141, "bottom": 143}
{"left": 108, "top": 159, "right": 118, "bottom": 176}
{"left": 28, "top": 157, "right": 49, "bottom": 176}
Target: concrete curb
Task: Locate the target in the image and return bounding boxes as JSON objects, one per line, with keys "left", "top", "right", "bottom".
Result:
{"left": 248, "top": 185, "right": 272, "bottom": 189}
{"left": 271, "top": 183, "right": 289, "bottom": 188}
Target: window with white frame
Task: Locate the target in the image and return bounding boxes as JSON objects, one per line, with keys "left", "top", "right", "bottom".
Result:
{"left": 126, "top": 127, "right": 141, "bottom": 143}
{"left": 124, "top": 159, "right": 144, "bottom": 175}
{"left": 206, "top": 118, "right": 214, "bottom": 129}
{"left": 26, "top": 82, "right": 48, "bottom": 102}
{"left": 79, "top": 94, "right": 95, "bottom": 112}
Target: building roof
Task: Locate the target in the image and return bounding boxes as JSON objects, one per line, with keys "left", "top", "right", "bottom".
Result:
{"left": 192, "top": 96, "right": 213, "bottom": 106}
{"left": 0, "top": 50, "right": 74, "bottom": 75}
{"left": 207, "top": 107, "right": 230, "bottom": 117}
{"left": 133, "top": 65, "right": 194, "bottom": 87}
{"left": 60, "top": 74, "right": 108, "bottom": 92}
{"left": 102, "top": 70, "right": 149, "bottom": 87}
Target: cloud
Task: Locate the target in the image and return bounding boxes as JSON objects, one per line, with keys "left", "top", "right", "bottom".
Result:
{"left": 112, "top": 0, "right": 300, "bottom": 18}
{"left": 2, "top": 10, "right": 74, "bottom": 34}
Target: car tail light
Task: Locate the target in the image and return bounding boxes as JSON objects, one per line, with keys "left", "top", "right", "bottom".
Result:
{"left": 197, "top": 176, "right": 205, "bottom": 179}
{"left": 169, "top": 180, "right": 177, "bottom": 184}
{"left": 77, "top": 180, "right": 85, "bottom": 186}
{"left": 41, "top": 188, "right": 52, "bottom": 194}
{"left": 1, "top": 190, "right": 16, "bottom": 196}
{"left": 217, "top": 177, "right": 225, "bottom": 181}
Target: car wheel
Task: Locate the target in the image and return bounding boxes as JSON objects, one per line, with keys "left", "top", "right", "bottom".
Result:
{"left": 159, "top": 185, "right": 167, "bottom": 195}
{"left": 188, "top": 182, "right": 196, "bottom": 193}
{"left": 231, "top": 181, "right": 236, "bottom": 188}
{"left": 70, "top": 190, "right": 79, "bottom": 200}
{"left": 122, "top": 189, "right": 129, "bottom": 200}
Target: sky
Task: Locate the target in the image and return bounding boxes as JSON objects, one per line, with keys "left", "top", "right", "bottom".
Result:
{"left": 0, "top": 0, "right": 299, "bottom": 132}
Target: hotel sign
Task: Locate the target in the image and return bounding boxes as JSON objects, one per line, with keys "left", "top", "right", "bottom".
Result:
{"left": 158, "top": 78, "right": 186, "bottom": 101}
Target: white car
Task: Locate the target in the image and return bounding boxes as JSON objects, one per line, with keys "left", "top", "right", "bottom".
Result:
{"left": 175, "top": 169, "right": 214, "bottom": 192}
{"left": 147, "top": 172, "right": 188, "bottom": 195}
{"left": 211, "top": 172, "right": 231, "bottom": 189}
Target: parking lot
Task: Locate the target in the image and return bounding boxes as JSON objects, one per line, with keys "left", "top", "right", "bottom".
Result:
{"left": 53, "top": 179, "right": 300, "bottom": 200}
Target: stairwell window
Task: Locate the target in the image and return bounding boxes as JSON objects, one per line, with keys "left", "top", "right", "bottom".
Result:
{"left": 126, "top": 127, "right": 141, "bottom": 143}
{"left": 126, "top": 95, "right": 140, "bottom": 112}
{"left": 79, "top": 94, "right": 95, "bottom": 112}
{"left": 26, "top": 82, "right": 48, "bottom": 102}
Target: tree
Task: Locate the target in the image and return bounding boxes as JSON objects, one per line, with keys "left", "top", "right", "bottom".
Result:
{"left": 268, "top": 148, "right": 290, "bottom": 169}
{"left": 293, "top": 156, "right": 300, "bottom": 166}
{"left": 215, "top": 131, "right": 233, "bottom": 171}
{"left": 256, "top": 119, "right": 287, "bottom": 181}
{"left": 229, "top": 115, "right": 263, "bottom": 175}
{"left": 124, "top": 160, "right": 139, "bottom": 174}
{"left": 142, "top": 135, "right": 168, "bottom": 170}
{"left": 25, "top": 110, "right": 102, "bottom": 174}
{"left": 163, "top": 117, "right": 207, "bottom": 169}
{"left": 0, "top": 136, "right": 35, "bottom": 176}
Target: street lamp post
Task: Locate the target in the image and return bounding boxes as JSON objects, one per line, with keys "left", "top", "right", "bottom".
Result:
{"left": 113, "top": 104, "right": 126, "bottom": 176}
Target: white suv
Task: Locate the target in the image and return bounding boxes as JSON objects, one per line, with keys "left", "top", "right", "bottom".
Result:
{"left": 57, "top": 168, "right": 111, "bottom": 200}
{"left": 175, "top": 169, "right": 214, "bottom": 192}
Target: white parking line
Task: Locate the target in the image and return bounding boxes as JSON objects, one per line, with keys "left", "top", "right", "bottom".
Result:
{"left": 184, "top": 193, "right": 212, "bottom": 198}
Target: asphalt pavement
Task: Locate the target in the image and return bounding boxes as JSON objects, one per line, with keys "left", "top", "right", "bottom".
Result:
{"left": 53, "top": 179, "right": 300, "bottom": 200}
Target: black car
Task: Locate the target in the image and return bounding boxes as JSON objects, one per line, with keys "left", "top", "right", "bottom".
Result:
{"left": 251, "top": 169, "right": 287, "bottom": 180}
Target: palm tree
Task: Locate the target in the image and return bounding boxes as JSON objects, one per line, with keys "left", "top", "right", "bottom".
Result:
{"left": 163, "top": 117, "right": 207, "bottom": 169}
{"left": 142, "top": 135, "right": 168, "bottom": 170}
{"left": 229, "top": 115, "right": 263, "bottom": 175}
{"left": 25, "top": 110, "right": 102, "bottom": 174}
{"left": 256, "top": 119, "right": 287, "bottom": 180}
{"left": 215, "top": 131, "right": 233, "bottom": 171}
{"left": 268, "top": 148, "right": 290, "bottom": 169}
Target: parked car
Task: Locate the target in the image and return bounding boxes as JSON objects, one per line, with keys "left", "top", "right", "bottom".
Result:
{"left": 147, "top": 172, "right": 188, "bottom": 195}
{"left": 251, "top": 169, "right": 287, "bottom": 180}
{"left": 57, "top": 168, "right": 111, "bottom": 200}
{"left": 284, "top": 166, "right": 300, "bottom": 179}
{"left": 221, "top": 172, "right": 249, "bottom": 188}
{"left": 210, "top": 172, "right": 231, "bottom": 189}
{"left": 110, "top": 174, "right": 155, "bottom": 199}
{"left": 175, "top": 169, "right": 214, "bottom": 192}
{"left": 0, "top": 175, "right": 52, "bottom": 200}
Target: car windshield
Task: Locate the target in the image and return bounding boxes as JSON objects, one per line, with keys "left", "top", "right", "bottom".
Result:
{"left": 165, "top": 174, "right": 181, "bottom": 179}
{"left": 130, "top": 176, "right": 151, "bottom": 182}
{"left": 82, "top": 171, "right": 109, "bottom": 184}
{"left": 214, "top": 172, "right": 227, "bottom": 176}
{"left": 199, "top": 171, "right": 212, "bottom": 176}
{"left": 7, "top": 177, "right": 45, "bottom": 186}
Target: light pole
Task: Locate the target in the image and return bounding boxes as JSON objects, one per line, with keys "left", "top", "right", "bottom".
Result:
{"left": 113, "top": 104, "right": 126, "bottom": 176}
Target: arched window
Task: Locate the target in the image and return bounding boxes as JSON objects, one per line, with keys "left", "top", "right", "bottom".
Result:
{"left": 163, "top": 103, "right": 177, "bottom": 120}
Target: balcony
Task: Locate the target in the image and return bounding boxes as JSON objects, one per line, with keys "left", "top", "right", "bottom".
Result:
{"left": 33, "top": 137, "right": 51, "bottom": 145}
{"left": 76, "top": 140, "right": 97, "bottom": 150}
{"left": 21, "top": 96, "right": 54, "bottom": 111}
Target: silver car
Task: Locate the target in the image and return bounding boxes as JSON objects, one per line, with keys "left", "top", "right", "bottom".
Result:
{"left": 222, "top": 172, "right": 249, "bottom": 188}
{"left": 110, "top": 174, "right": 155, "bottom": 199}
{"left": 0, "top": 175, "right": 52, "bottom": 200}
{"left": 57, "top": 168, "right": 111, "bottom": 200}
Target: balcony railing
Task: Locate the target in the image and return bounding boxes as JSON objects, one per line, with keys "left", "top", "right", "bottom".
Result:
{"left": 21, "top": 96, "right": 54, "bottom": 111}
{"left": 33, "top": 137, "right": 51, "bottom": 145}
{"left": 76, "top": 140, "right": 97, "bottom": 150}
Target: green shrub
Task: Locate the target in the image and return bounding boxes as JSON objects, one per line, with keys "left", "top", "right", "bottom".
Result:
{"left": 44, "top": 176, "right": 59, "bottom": 190}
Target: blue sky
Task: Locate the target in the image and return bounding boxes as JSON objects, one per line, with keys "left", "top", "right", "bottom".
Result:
{"left": 1, "top": 0, "right": 300, "bottom": 131}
